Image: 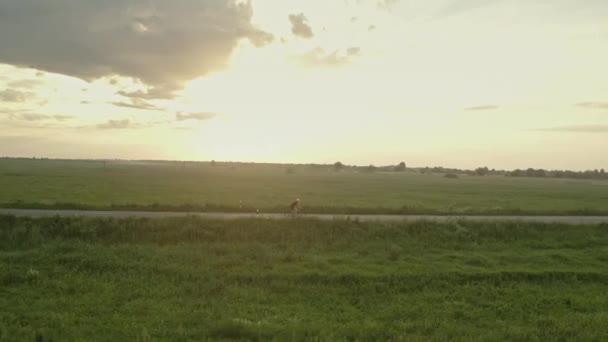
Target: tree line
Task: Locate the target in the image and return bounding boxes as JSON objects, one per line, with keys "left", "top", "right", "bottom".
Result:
{"left": 332, "top": 161, "right": 607, "bottom": 180}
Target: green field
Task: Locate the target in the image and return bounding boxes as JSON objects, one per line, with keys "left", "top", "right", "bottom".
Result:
{"left": 1, "top": 159, "right": 607, "bottom": 215}
{"left": 1, "top": 216, "right": 607, "bottom": 340}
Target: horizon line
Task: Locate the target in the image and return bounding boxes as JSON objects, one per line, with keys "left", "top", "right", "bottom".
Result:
{"left": 1, "top": 155, "right": 605, "bottom": 173}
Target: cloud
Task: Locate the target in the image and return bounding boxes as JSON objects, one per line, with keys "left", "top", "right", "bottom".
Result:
{"left": 8, "top": 79, "right": 44, "bottom": 89}
{"left": 377, "top": 0, "right": 399, "bottom": 11}
{"left": 176, "top": 112, "right": 218, "bottom": 121}
{"left": 9, "top": 113, "right": 72, "bottom": 122}
{"left": 116, "top": 85, "right": 179, "bottom": 101}
{"left": 465, "top": 105, "right": 499, "bottom": 111}
{"left": 96, "top": 119, "right": 140, "bottom": 130}
{"left": 368, "top": 25, "right": 377, "bottom": 31}
{"left": 289, "top": 13, "right": 314, "bottom": 39}
{"left": 95, "top": 118, "right": 171, "bottom": 130}
{"left": 295, "top": 47, "right": 361, "bottom": 68}
{"left": 535, "top": 124, "right": 608, "bottom": 133}
{"left": 576, "top": 102, "right": 608, "bottom": 109}
{"left": 347, "top": 47, "right": 361, "bottom": 56}
{"left": 8, "top": 79, "right": 43, "bottom": 89}
{"left": 112, "top": 98, "right": 163, "bottom": 111}
{"left": 246, "top": 29, "right": 275, "bottom": 48}
{"left": 0, "top": 0, "right": 274, "bottom": 100}
{"left": 0, "top": 89, "right": 29, "bottom": 102}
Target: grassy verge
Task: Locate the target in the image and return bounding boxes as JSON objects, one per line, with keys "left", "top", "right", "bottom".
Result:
{"left": 1, "top": 216, "right": 607, "bottom": 340}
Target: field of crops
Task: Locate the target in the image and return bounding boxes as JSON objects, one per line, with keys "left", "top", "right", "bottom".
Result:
{"left": 1, "top": 216, "right": 607, "bottom": 340}
{"left": 1, "top": 158, "right": 607, "bottom": 215}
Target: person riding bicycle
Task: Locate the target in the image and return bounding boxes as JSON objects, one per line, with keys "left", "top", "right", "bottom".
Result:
{"left": 289, "top": 198, "right": 301, "bottom": 216}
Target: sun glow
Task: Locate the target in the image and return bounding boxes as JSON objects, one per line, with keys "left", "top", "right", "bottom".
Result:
{"left": 1, "top": 0, "right": 607, "bottom": 168}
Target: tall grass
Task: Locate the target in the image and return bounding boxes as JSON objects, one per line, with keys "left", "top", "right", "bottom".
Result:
{"left": 1, "top": 215, "right": 607, "bottom": 340}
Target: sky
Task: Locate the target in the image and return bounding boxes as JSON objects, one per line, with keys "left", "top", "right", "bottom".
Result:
{"left": 1, "top": 0, "right": 607, "bottom": 170}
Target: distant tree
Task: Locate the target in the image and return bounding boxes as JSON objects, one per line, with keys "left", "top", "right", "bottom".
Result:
{"left": 475, "top": 167, "right": 490, "bottom": 176}
{"left": 211, "top": 160, "right": 216, "bottom": 166}
{"left": 334, "top": 161, "right": 345, "bottom": 171}
{"left": 365, "top": 164, "right": 377, "bottom": 173}
{"left": 444, "top": 173, "right": 459, "bottom": 179}
{"left": 394, "top": 162, "right": 407, "bottom": 172}
{"left": 534, "top": 169, "right": 547, "bottom": 177}
{"left": 601, "top": 169, "right": 606, "bottom": 175}
{"left": 525, "top": 168, "right": 536, "bottom": 177}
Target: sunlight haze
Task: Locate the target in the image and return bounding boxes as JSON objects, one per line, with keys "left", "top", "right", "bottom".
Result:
{"left": 1, "top": 0, "right": 607, "bottom": 170}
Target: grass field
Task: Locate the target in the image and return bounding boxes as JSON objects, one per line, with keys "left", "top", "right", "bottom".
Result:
{"left": 1, "top": 159, "right": 608, "bottom": 215}
{"left": 1, "top": 215, "right": 607, "bottom": 340}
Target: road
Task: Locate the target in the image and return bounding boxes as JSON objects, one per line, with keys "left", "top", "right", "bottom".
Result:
{"left": 1, "top": 208, "right": 608, "bottom": 224}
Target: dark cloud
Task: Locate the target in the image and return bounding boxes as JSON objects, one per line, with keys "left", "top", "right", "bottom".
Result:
{"left": 576, "top": 102, "right": 608, "bottom": 109}
{"left": 0, "top": 0, "right": 274, "bottom": 100}
{"left": 296, "top": 47, "right": 361, "bottom": 68}
{"left": 96, "top": 119, "right": 140, "bottom": 130}
{"left": 535, "top": 124, "right": 608, "bottom": 133}
{"left": 176, "top": 112, "right": 218, "bottom": 121}
{"left": 112, "top": 98, "right": 163, "bottom": 111}
{"left": 0, "top": 89, "right": 29, "bottom": 102}
{"left": 289, "top": 13, "right": 314, "bottom": 39}
{"left": 465, "top": 105, "right": 499, "bottom": 111}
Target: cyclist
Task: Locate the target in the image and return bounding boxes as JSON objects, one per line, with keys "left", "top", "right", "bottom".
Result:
{"left": 289, "top": 198, "right": 301, "bottom": 216}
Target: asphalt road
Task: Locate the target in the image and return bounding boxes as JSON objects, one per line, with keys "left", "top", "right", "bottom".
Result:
{"left": 1, "top": 208, "right": 608, "bottom": 224}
